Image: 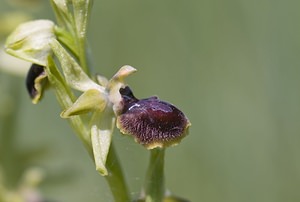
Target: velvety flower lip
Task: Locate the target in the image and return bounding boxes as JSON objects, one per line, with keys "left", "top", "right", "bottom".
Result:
{"left": 25, "top": 63, "right": 47, "bottom": 103}
{"left": 117, "top": 86, "right": 191, "bottom": 149}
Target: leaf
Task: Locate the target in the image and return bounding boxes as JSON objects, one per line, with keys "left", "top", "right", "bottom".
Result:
{"left": 72, "top": 0, "right": 93, "bottom": 39}
{"left": 51, "top": 0, "right": 75, "bottom": 33}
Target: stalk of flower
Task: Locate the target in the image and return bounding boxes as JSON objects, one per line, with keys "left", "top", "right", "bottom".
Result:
{"left": 4, "top": 2, "right": 131, "bottom": 201}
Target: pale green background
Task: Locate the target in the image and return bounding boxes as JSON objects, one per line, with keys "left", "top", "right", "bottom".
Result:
{"left": 1, "top": 0, "right": 300, "bottom": 202}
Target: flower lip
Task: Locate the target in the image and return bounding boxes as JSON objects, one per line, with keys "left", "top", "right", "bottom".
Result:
{"left": 26, "top": 63, "right": 47, "bottom": 102}
{"left": 117, "top": 86, "right": 190, "bottom": 149}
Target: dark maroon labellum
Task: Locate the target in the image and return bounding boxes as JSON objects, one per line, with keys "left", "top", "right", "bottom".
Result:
{"left": 117, "top": 86, "right": 190, "bottom": 149}
{"left": 26, "top": 63, "right": 45, "bottom": 99}
{"left": 25, "top": 63, "right": 48, "bottom": 104}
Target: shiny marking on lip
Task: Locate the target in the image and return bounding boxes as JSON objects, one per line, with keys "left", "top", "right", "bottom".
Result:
{"left": 128, "top": 103, "right": 141, "bottom": 111}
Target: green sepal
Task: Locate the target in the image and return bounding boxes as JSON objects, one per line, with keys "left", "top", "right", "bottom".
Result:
{"left": 5, "top": 20, "right": 55, "bottom": 66}
{"left": 50, "top": 39, "right": 103, "bottom": 92}
{"left": 61, "top": 89, "right": 107, "bottom": 118}
{"left": 51, "top": 0, "right": 78, "bottom": 57}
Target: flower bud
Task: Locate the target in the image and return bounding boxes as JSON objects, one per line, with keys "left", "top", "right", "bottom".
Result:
{"left": 116, "top": 86, "right": 191, "bottom": 149}
{"left": 5, "top": 19, "right": 55, "bottom": 66}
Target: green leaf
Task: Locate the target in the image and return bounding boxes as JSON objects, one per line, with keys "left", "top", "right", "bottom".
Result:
{"left": 51, "top": 0, "right": 75, "bottom": 34}
{"left": 50, "top": 39, "right": 103, "bottom": 92}
{"left": 61, "top": 89, "right": 107, "bottom": 118}
{"left": 72, "top": 0, "right": 93, "bottom": 39}
{"left": 5, "top": 20, "right": 55, "bottom": 66}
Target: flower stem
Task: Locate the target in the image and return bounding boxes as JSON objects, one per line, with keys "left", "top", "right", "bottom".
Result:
{"left": 105, "top": 142, "right": 131, "bottom": 202}
{"left": 77, "top": 36, "right": 90, "bottom": 76}
{"left": 145, "top": 148, "right": 165, "bottom": 202}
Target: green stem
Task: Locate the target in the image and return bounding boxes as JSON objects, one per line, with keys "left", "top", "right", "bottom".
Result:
{"left": 77, "top": 36, "right": 90, "bottom": 76}
{"left": 145, "top": 148, "right": 166, "bottom": 202}
{"left": 105, "top": 142, "right": 131, "bottom": 202}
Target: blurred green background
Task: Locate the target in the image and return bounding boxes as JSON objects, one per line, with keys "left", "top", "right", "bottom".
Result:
{"left": 1, "top": 0, "right": 300, "bottom": 201}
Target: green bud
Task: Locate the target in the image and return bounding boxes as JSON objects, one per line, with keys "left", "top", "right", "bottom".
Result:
{"left": 5, "top": 19, "right": 55, "bottom": 66}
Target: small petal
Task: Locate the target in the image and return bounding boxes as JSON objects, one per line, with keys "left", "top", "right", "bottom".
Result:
{"left": 25, "top": 64, "right": 48, "bottom": 104}
{"left": 117, "top": 86, "right": 191, "bottom": 149}
{"left": 96, "top": 74, "right": 108, "bottom": 87}
{"left": 107, "top": 65, "right": 137, "bottom": 114}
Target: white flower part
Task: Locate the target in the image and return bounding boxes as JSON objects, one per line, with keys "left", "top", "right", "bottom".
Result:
{"left": 5, "top": 19, "right": 55, "bottom": 66}
{"left": 106, "top": 65, "right": 137, "bottom": 114}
